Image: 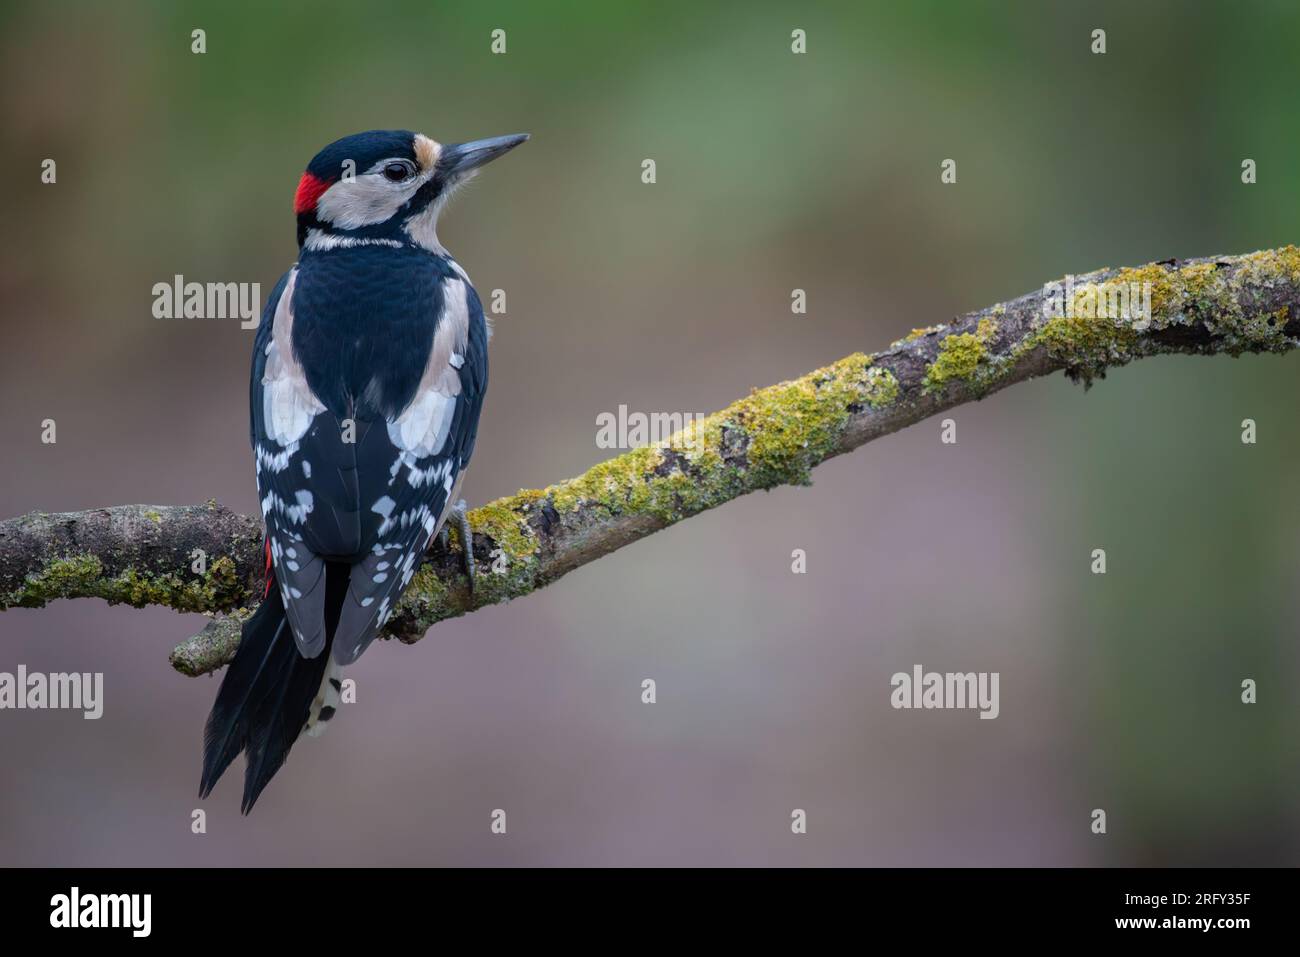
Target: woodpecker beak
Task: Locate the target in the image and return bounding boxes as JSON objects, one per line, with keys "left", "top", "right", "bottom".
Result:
{"left": 438, "top": 133, "right": 530, "bottom": 180}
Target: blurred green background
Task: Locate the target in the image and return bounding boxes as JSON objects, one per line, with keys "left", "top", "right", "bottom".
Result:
{"left": 0, "top": 0, "right": 1297, "bottom": 865}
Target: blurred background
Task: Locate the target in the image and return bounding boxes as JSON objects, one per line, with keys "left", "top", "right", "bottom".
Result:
{"left": 1, "top": 0, "right": 1298, "bottom": 866}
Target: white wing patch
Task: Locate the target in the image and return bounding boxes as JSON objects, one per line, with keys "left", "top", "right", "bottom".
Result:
{"left": 261, "top": 270, "right": 324, "bottom": 445}
{"left": 259, "top": 489, "right": 314, "bottom": 525}
{"left": 384, "top": 277, "right": 469, "bottom": 458}
{"left": 387, "top": 389, "right": 456, "bottom": 457}
{"left": 371, "top": 495, "right": 397, "bottom": 535}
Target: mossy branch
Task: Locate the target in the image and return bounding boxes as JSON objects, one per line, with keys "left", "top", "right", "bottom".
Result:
{"left": 4, "top": 247, "right": 1299, "bottom": 677}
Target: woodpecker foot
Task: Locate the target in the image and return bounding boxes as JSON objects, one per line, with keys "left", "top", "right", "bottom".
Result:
{"left": 440, "top": 499, "right": 475, "bottom": 594}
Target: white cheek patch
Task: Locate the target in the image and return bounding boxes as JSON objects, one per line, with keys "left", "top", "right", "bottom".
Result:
{"left": 314, "top": 154, "right": 435, "bottom": 231}
{"left": 315, "top": 174, "right": 413, "bottom": 229}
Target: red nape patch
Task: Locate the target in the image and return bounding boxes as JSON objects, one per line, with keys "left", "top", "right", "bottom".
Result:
{"left": 294, "top": 172, "right": 331, "bottom": 214}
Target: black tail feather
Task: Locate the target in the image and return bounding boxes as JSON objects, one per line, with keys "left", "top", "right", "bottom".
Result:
{"left": 239, "top": 626, "right": 330, "bottom": 814}
{"left": 199, "top": 561, "right": 349, "bottom": 813}
{"left": 199, "top": 588, "right": 288, "bottom": 799}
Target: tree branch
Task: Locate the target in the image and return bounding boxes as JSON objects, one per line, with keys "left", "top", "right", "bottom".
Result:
{"left": 4, "top": 247, "right": 1298, "bottom": 676}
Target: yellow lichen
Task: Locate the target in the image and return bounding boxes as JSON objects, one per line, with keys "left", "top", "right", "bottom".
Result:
{"left": 7, "top": 553, "right": 243, "bottom": 612}
{"left": 863, "top": 365, "right": 899, "bottom": 407}
{"left": 922, "top": 317, "right": 999, "bottom": 393}
{"left": 547, "top": 353, "right": 893, "bottom": 516}
{"left": 467, "top": 501, "right": 538, "bottom": 560}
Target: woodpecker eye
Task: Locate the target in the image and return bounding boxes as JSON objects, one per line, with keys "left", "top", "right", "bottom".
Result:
{"left": 382, "top": 162, "right": 412, "bottom": 183}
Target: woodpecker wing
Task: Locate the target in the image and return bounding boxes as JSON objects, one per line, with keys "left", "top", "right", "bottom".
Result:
{"left": 330, "top": 271, "right": 488, "bottom": 664}
{"left": 250, "top": 253, "right": 486, "bottom": 663}
{"left": 251, "top": 268, "right": 331, "bottom": 657}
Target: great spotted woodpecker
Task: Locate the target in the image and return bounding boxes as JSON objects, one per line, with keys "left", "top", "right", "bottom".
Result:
{"left": 200, "top": 129, "right": 528, "bottom": 812}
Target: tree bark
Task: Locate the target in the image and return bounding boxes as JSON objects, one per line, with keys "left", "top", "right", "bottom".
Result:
{"left": 3, "top": 247, "right": 1298, "bottom": 676}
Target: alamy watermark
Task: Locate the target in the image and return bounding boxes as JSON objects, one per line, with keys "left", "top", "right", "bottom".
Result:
{"left": 596, "top": 405, "right": 707, "bottom": 452}
{"left": 152, "top": 275, "right": 260, "bottom": 328}
{"left": 50, "top": 887, "right": 150, "bottom": 937}
{"left": 1042, "top": 275, "right": 1152, "bottom": 323}
{"left": 0, "top": 665, "right": 103, "bottom": 719}
{"left": 890, "top": 664, "right": 999, "bottom": 719}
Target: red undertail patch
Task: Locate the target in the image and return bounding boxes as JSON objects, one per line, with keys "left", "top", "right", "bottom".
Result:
{"left": 263, "top": 537, "right": 274, "bottom": 597}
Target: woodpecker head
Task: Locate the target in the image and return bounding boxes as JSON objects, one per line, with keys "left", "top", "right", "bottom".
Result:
{"left": 293, "top": 129, "right": 528, "bottom": 251}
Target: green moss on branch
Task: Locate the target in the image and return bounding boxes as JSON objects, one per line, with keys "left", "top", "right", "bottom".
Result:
{"left": 7, "top": 553, "right": 244, "bottom": 613}
{"left": 3, "top": 247, "right": 1299, "bottom": 676}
